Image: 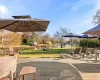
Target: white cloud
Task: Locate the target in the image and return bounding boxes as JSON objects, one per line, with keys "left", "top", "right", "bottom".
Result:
{"left": 0, "top": 5, "right": 9, "bottom": 14}
{"left": 94, "top": 0, "right": 100, "bottom": 9}
{"left": 80, "top": 0, "right": 100, "bottom": 25}
{"left": 69, "top": 0, "right": 100, "bottom": 25}
{"left": 70, "top": 0, "right": 100, "bottom": 11}
{"left": 71, "top": 0, "right": 85, "bottom": 11}
{"left": 70, "top": 0, "right": 94, "bottom": 11}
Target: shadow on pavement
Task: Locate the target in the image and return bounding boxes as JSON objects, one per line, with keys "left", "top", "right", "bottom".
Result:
{"left": 72, "top": 63, "right": 100, "bottom": 73}
{"left": 17, "top": 60, "right": 83, "bottom": 80}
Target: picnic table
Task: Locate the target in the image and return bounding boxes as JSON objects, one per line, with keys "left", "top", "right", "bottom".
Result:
{"left": 19, "top": 66, "right": 36, "bottom": 80}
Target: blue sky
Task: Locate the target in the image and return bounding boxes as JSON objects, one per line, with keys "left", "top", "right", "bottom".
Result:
{"left": 0, "top": 0, "right": 100, "bottom": 35}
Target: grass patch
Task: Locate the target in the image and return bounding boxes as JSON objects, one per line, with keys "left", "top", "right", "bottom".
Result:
{"left": 21, "top": 48, "right": 70, "bottom": 54}
{"left": 19, "top": 48, "right": 71, "bottom": 58}
{"left": 19, "top": 54, "right": 61, "bottom": 58}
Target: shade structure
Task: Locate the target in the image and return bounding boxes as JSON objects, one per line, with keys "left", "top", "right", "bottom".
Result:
{"left": 83, "top": 24, "right": 100, "bottom": 36}
{"left": 12, "top": 15, "right": 31, "bottom": 19}
{"left": 80, "top": 34, "right": 99, "bottom": 63}
{"left": 0, "top": 15, "right": 50, "bottom": 32}
{"left": 79, "top": 34, "right": 98, "bottom": 38}
{"left": 79, "top": 34, "right": 98, "bottom": 48}
{"left": 63, "top": 33, "right": 81, "bottom": 58}
{"left": 63, "top": 33, "right": 81, "bottom": 37}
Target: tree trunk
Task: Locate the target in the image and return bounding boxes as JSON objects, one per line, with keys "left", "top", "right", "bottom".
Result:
{"left": 60, "top": 43, "right": 63, "bottom": 48}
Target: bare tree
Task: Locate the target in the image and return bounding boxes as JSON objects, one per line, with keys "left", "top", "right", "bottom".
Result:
{"left": 92, "top": 10, "right": 100, "bottom": 24}
{"left": 40, "top": 33, "right": 51, "bottom": 44}
{"left": 50, "top": 37, "right": 56, "bottom": 44}
{"left": 31, "top": 32, "right": 52, "bottom": 44}
{"left": 53, "top": 27, "right": 69, "bottom": 48}
{"left": 31, "top": 32, "right": 44, "bottom": 44}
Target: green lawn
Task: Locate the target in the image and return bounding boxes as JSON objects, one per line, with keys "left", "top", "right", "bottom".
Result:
{"left": 19, "top": 48, "right": 71, "bottom": 58}
{"left": 21, "top": 48, "right": 70, "bottom": 54}
{"left": 19, "top": 54, "right": 61, "bottom": 58}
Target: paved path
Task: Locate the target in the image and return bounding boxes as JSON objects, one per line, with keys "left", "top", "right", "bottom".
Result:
{"left": 17, "top": 58, "right": 100, "bottom": 80}
{"left": 61, "top": 58, "right": 100, "bottom": 80}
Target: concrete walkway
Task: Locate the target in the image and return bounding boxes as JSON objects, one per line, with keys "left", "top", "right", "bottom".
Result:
{"left": 17, "top": 58, "right": 100, "bottom": 80}
{"left": 60, "top": 58, "right": 100, "bottom": 80}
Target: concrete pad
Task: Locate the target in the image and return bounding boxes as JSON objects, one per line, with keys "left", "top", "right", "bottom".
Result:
{"left": 16, "top": 58, "right": 100, "bottom": 80}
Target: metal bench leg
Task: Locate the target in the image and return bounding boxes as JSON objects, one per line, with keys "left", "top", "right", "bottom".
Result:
{"left": 81, "top": 53, "right": 84, "bottom": 59}
{"left": 34, "top": 73, "right": 36, "bottom": 80}
{"left": 10, "top": 71, "right": 13, "bottom": 80}
{"left": 97, "top": 54, "right": 99, "bottom": 58}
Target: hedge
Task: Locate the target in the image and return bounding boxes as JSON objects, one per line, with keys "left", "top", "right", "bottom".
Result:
{"left": 79, "top": 39, "right": 100, "bottom": 48}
